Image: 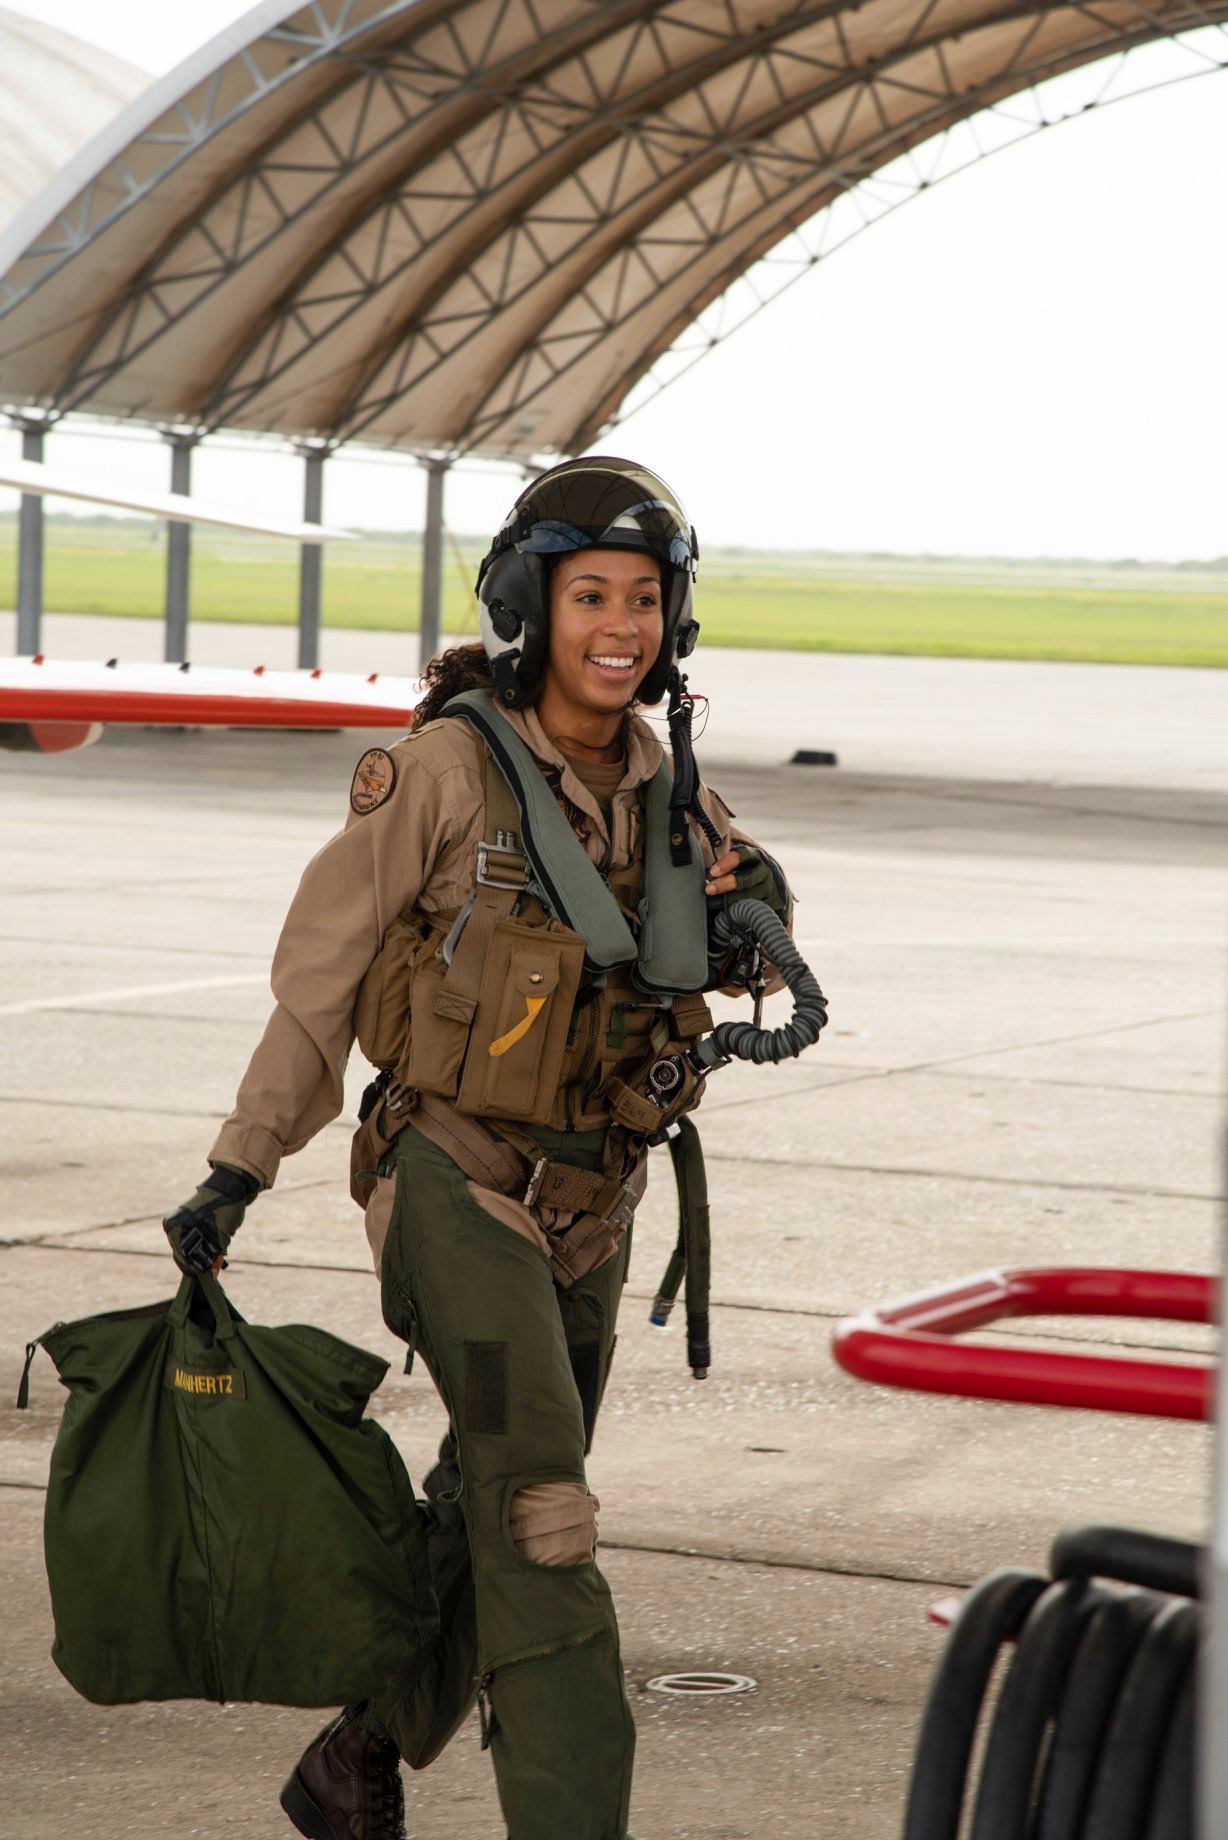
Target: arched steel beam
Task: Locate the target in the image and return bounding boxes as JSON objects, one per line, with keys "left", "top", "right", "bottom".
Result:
{"left": 456, "top": 0, "right": 1224, "bottom": 454}
{"left": 578, "top": 36, "right": 1228, "bottom": 450}
{"left": 0, "top": 0, "right": 409, "bottom": 316}
{"left": 47, "top": 0, "right": 669, "bottom": 416}
{"left": 331, "top": 0, "right": 1090, "bottom": 446}
{"left": 200, "top": 0, "right": 861, "bottom": 434}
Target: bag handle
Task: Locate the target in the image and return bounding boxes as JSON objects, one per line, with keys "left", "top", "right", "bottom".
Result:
{"left": 15, "top": 1337, "right": 41, "bottom": 1410}
{"left": 167, "top": 1271, "right": 239, "bottom": 1343}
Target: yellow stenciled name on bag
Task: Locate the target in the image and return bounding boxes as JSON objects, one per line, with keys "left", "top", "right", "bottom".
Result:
{"left": 164, "top": 1357, "right": 247, "bottom": 1400}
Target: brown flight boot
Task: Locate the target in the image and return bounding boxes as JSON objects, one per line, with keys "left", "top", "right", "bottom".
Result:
{"left": 280, "top": 1705, "right": 406, "bottom": 1840}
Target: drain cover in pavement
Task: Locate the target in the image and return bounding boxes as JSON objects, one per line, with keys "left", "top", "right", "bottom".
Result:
{"left": 646, "top": 1672, "right": 756, "bottom": 1696}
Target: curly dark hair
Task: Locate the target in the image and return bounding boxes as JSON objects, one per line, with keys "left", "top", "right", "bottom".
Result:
{"left": 413, "top": 640, "right": 497, "bottom": 726}
{"left": 413, "top": 636, "right": 651, "bottom": 730}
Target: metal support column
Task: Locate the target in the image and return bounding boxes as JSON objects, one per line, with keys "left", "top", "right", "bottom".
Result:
{"left": 163, "top": 432, "right": 197, "bottom": 664}
{"left": 15, "top": 418, "right": 46, "bottom": 654}
{"left": 1202, "top": 1012, "right": 1228, "bottom": 1840}
{"left": 418, "top": 457, "right": 449, "bottom": 671}
{"left": 297, "top": 446, "right": 326, "bottom": 670}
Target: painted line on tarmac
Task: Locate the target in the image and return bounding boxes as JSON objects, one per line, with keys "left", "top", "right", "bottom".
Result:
{"left": 599, "top": 1538, "right": 969, "bottom": 1592}
{"left": 0, "top": 930, "right": 268, "bottom": 963}
{"left": 0, "top": 1175, "right": 344, "bottom": 1251}
{"left": 3, "top": 1243, "right": 1207, "bottom": 1360}
{"left": 0, "top": 1483, "right": 973, "bottom": 1591}
{"left": 10, "top": 1008, "right": 266, "bottom": 1027}
{"left": 4, "top": 1241, "right": 371, "bottom": 1277}
{"left": 701, "top": 1148, "right": 1222, "bottom": 1205}
{"left": 0, "top": 972, "right": 269, "bottom": 1018}
{"left": 0, "top": 1094, "right": 231, "bottom": 1120}
{"left": 701, "top": 1004, "right": 1225, "bottom": 1122}
{"left": 621, "top": 1289, "right": 1214, "bottom": 1360}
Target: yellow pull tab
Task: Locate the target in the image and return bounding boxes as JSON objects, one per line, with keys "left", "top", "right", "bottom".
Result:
{"left": 489, "top": 995, "right": 547, "bottom": 1057}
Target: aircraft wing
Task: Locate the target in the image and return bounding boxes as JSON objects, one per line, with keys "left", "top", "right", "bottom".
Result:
{"left": 0, "top": 455, "right": 357, "bottom": 543}
{"left": 0, "top": 657, "right": 418, "bottom": 753}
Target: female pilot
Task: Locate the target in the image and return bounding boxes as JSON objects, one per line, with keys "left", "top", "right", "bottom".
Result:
{"left": 164, "top": 457, "right": 793, "bottom": 1840}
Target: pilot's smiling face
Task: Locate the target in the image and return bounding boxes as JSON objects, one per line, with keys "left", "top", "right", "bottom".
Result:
{"left": 544, "top": 549, "right": 663, "bottom": 719}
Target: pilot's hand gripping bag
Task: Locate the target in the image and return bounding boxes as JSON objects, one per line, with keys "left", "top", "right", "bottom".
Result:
{"left": 17, "top": 1272, "right": 436, "bottom": 1707}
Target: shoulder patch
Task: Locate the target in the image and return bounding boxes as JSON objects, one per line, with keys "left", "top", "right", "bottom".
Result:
{"left": 350, "top": 747, "right": 397, "bottom": 816}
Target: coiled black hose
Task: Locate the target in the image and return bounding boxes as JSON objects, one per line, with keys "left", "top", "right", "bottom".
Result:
{"left": 1036, "top": 1587, "right": 1164, "bottom": 1840}
{"left": 902, "top": 1569, "right": 1050, "bottom": 1840}
{"left": 1051, "top": 1525, "right": 1202, "bottom": 1601}
{"left": 902, "top": 1527, "right": 1200, "bottom": 1840}
{"left": 1145, "top": 1665, "right": 1196, "bottom": 1840}
{"left": 703, "top": 896, "right": 829, "bottom": 1065}
{"left": 1080, "top": 1598, "right": 1200, "bottom": 1840}
{"left": 969, "top": 1578, "right": 1105, "bottom": 1840}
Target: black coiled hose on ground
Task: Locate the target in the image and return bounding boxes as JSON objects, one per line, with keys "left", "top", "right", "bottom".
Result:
{"left": 701, "top": 895, "right": 829, "bottom": 1066}
{"left": 902, "top": 1525, "right": 1201, "bottom": 1840}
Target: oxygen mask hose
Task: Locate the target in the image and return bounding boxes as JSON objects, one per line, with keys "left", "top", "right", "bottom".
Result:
{"left": 700, "top": 897, "right": 828, "bottom": 1067}
{"left": 645, "top": 904, "right": 827, "bottom": 1378}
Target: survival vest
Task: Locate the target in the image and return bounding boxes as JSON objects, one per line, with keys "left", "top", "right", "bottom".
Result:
{"left": 353, "top": 691, "right": 715, "bottom": 1135}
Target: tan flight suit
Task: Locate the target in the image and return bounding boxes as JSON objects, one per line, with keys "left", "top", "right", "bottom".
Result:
{"left": 209, "top": 696, "right": 751, "bottom": 1217}
{"left": 209, "top": 696, "right": 778, "bottom": 1840}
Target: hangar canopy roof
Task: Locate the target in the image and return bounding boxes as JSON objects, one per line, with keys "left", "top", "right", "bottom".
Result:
{"left": 0, "top": 7, "right": 146, "bottom": 236}
{"left": 0, "top": 0, "right": 1216, "bottom": 459}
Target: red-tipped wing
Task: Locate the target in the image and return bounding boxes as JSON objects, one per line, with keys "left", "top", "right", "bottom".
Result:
{"left": 0, "top": 657, "right": 419, "bottom": 744}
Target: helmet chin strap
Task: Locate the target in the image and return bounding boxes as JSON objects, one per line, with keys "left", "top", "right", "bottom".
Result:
{"left": 666, "top": 666, "right": 722, "bottom": 867}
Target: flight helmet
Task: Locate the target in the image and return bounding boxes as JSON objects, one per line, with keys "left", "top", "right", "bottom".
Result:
{"left": 475, "top": 456, "right": 700, "bottom": 708}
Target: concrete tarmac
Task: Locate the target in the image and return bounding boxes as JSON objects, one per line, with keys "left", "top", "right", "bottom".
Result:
{"left": 1, "top": 624, "right": 1225, "bottom": 1839}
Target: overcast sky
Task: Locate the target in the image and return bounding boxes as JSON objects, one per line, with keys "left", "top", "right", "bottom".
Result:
{"left": 2, "top": 0, "right": 1227, "bottom": 561}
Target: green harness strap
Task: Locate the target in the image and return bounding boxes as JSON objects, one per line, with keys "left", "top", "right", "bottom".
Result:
{"left": 441, "top": 691, "right": 709, "bottom": 992}
{"left": 433, "top": 696, "right": 715, "bottom": 1371}
{"left": 634, "top": 764, "right": 711, "bottom": 996}
{"left": 649, "top": 1116, "right": 712, "bottom": 1379}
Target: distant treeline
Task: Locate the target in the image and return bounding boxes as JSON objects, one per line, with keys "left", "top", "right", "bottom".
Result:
{"left": 0, "top": 509, "right": 1224, "bottom": 573}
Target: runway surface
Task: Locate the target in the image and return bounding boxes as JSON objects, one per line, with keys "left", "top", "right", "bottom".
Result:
{"left": 1, "top": 627, "right": 1224, "bottom": 1838}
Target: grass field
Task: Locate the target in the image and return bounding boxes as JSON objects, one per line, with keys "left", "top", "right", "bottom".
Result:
{"left": 3, "top": 517, "right": 1227, "bottom": 666}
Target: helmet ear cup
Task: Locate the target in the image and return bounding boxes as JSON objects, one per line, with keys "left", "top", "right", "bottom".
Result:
{"left": 485, "top": 595, "right": 521, "bottom": 643}
{"left": 477, "top": 547, "right": 549, "bottom": 706}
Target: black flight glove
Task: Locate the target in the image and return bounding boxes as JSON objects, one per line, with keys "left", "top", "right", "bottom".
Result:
{"left": 726, "top": 844, "right": 793, "bottom": 929}
{"left": 163, "top": 1165, "right": 260, "bottom": 1274}
{"left": 705, "top": 844, "right": 793, "bottom": 988}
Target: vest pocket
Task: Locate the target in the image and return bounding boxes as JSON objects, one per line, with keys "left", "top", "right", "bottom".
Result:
{"left": 456, "top": 922, "right": 584, "bottom": 1122}
{"left": 399, "top": 940, "right": 471, "bottom": 1099}
{"left": 353, "top": 914, "right": 422, "bottom": 1069}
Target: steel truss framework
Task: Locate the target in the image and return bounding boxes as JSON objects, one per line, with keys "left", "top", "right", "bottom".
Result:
{"left": 0, "top": 0, "right": 1224, "bottom": 460}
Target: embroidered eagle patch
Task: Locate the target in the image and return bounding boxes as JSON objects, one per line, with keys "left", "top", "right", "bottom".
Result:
{"left": 350, "top": 747, "right": 397, "bottom": 815}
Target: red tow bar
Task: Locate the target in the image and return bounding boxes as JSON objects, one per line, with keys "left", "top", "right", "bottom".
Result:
{"left": 832, "top": 1267, "right": 1215, "bottom": 1422}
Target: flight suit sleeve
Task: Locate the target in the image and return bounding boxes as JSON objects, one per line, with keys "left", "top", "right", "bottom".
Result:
{"left": 207, "top": 740, "right": 458, "bottom": 1189}
{"left": 693, "top": 777, "right": 797, "bottom": 999}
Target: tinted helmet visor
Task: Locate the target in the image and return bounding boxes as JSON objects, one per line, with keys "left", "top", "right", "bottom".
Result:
{"left": 517, "top": 508, "right": 695, "bottom": 576}
{"left": 488, "top": 457, "right": 697, "bottom": 580}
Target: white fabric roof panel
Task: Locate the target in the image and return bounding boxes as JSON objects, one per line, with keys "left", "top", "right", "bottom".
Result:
{"left": 0, "top": 6, "right": 146, "bottom": 234}
{"left": 0, "top": 0, "right": 1214, "bottom": 458}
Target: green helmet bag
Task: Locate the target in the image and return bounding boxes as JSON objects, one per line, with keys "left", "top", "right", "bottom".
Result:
{"left": 17, "top": 1273, "right": 436, "bottom": 1708}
